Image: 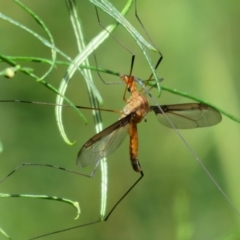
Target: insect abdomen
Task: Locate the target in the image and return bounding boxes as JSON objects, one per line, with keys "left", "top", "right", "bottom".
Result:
{"left": 129, "top": 123, "right": 141, "bottom": 172}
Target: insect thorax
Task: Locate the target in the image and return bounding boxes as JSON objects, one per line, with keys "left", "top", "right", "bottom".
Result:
{"left": 121, "top": 91, "right": 149, "bottom": 123}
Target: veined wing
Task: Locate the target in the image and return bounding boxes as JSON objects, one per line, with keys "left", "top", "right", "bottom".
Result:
{"left": 150, "top": 103, "right": 222, "bottom": 129}
{"left": 77, "top": 114, "right": 132, "bottom": 168}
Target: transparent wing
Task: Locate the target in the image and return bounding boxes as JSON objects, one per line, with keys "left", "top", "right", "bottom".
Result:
{"left": 150, "top": 103, "right": 222, "bottom": 129}
{"left": 77, "top": 114, "right": 132, "bottom": 168}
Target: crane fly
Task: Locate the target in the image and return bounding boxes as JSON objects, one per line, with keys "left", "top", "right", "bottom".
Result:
{"left": 1, "top": 74, "right": 222, "bottom": 177}
{"left": 0, "top": 73, "right": 222, "bottom": 178}
{"left": 77, "top": 73, "right": 222, "bottom": 174}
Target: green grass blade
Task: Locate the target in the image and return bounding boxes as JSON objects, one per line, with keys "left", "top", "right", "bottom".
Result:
{"left": 0, "top": 193, "right": 80, "bottom": 219}
{"left": 0, "top": 227, "right": 12, "bottom": 240}
{"left": 12, "top": 0, "right": 57, "bottom": 80}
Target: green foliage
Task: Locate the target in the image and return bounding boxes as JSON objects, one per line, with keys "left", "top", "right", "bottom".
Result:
{"left": 0, "top": 0, "right": 240, "bottom": 239}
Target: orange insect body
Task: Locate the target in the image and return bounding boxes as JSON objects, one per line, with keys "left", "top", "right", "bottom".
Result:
{"left": 120, "top": 74, "right": 149, "bottom": 172}
{"left": 129, "top": 123, "right": 140, "bottom": 172}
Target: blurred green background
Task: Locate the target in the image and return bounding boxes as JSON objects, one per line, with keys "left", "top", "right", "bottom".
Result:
{"left": 1, "top": 0, "right": 240, "bottom": 239}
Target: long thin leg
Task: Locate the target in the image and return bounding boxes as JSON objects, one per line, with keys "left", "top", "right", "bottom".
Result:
{"left": 94, "top": 6, "right": 135, "bottom": 86}
{"left": 123, "top": 54, "right": 135, "bottom": 102}
{"left": 28, "top": 171, "right": 144, "bottom": 240}
{"left": 0, "top": 100, "right": 122, "bottom": 114}
{"left": 94, "top": 6, "right": 138, "bottom": 103}
{"left": 135, "top": 0, "right": 163, "bottom": 60}
{"left": 134, "top": 0, "right": 164, "bottom": 87}
{"left": 0, "top": 162, "right": 100, "bottom": 185}
{"left": 104, "top": 171, "right": 144, "bottom": 221}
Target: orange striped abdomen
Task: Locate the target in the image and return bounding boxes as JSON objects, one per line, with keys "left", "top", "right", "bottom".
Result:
{"left": 129, "top": 122, "right": 141, "bottom": 172}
